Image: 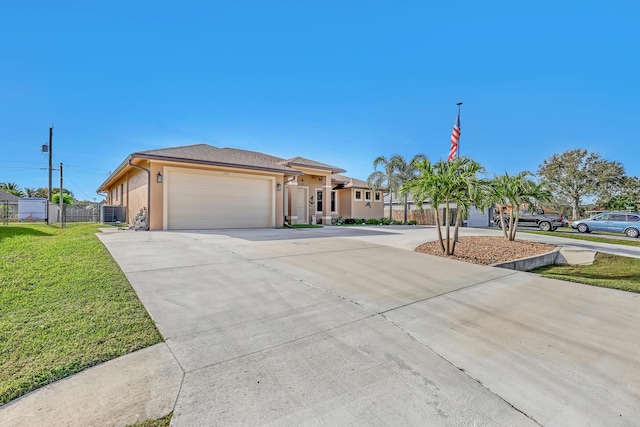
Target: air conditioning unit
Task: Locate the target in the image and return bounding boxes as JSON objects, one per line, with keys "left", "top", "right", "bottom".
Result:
{"left": 100, "top": 205, "right": 127, "bottom": 224}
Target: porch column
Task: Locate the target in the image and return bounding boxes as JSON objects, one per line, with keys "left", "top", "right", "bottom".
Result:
{"left": 322, "top": 176, "right": 332, "bottom": 225}
{"left": 287, "top": 179, "right": 298, "bottom": 225}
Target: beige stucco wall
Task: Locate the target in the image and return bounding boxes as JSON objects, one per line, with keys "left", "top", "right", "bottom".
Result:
{"left": 338, "top": 190, "right": 352, "bottom": 218}
{"left": 127, "top": 168, "right": 148, "bottom": 225}
{"left": 348, "top": 189, "right": 384, "bottom": 219}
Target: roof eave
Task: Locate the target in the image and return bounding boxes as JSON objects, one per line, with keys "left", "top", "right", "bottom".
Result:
{"left": 97, "top": 152, "right": 303, "bottom": 192}
{"left": 286, "top": 162, "right": 346, "bottom": 174}
{"left": 133, "top": 153, "right": 303, "bottom": 175}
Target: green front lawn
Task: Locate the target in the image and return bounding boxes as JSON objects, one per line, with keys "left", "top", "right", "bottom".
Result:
{"left": 532, "top": 253, "right": 640, "bottom": 293}
{"left": 0, "top": 223, "right": 162, "bottom": 405}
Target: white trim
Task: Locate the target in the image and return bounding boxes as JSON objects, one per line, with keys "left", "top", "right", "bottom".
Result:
{"left": 330, "top": 190, "right": 338, "bottom": 213}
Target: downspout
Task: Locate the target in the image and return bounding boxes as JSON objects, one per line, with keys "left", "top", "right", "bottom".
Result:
{"left": 128, "top": 159, "right": 151, "bottom": 230}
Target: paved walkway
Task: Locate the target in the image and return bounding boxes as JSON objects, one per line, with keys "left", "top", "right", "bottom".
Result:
{"left": 2, "top": 226, "right": 640, "bottom": 426}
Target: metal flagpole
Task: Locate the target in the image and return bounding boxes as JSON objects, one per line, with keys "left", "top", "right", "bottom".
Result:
{"left": 456, "top": 102, "right": 462, "bottom": 158}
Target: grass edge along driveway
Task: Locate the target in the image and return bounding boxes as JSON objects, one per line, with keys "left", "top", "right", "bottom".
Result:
{"left": 0, "top": 223, "right": 163, "bottom": 405}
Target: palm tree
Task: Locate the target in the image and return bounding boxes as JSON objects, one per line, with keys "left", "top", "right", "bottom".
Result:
{"left": 368, "top": 154, "right": 427, "bottom": 223}
{"left": 403, "top": 157, "right": 485, "bottom": 255}
{"left": 488, "top": 172, "right": 552, "bottom": 241}
{"left": 0, "top": 182, "right": 25, "bottom": 197}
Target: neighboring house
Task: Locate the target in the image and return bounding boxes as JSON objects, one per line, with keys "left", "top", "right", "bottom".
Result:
{"left": 0, "top": 189, "right": 19, "bottom": 221}
{"left": 97, "top": 144, "right": 385, "bottom": 230}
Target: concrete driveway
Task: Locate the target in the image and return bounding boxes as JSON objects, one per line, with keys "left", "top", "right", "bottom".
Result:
{"left": 90, "top": 225, "right": 639, "bottom": 426}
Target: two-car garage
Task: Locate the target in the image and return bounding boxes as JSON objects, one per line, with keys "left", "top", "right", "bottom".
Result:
{"left": 163, "top": 167, "right": 275, "bottom": 230}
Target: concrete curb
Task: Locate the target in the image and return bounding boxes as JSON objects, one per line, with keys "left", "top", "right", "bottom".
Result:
{"left": 491, "top": 245, "right": 598, "bottom": 271}
{"left": 491, "top": 248, "right": 561, "bottom": 271}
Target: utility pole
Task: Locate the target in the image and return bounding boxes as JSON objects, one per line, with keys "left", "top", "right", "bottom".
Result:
{"left": 60, "top": 162, "right": 65, "bottom": 228}
{"left": 48, "top": 125, "right": 53, "bottom": 202}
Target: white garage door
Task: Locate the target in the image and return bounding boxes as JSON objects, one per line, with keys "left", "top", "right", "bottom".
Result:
{"left": 166, "top": 169, "right": 274, "bottom": 229}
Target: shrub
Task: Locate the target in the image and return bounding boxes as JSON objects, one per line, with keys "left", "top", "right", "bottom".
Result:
{"left": 332, "top": 216, "right": 346, "bottom": 225}
{"left": 344, "top": 218, "right": 357, "bottom": 225}
{"left": 408, "top": 220, "right": 418, "bottom": 225}
{"left": 379, "top": 217, "right": 392, "bottom": 225}
{"left": 366, "top": 218, "right": 380, "bottom": 225}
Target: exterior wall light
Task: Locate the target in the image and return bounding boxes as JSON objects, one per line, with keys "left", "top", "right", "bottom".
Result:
{"left": 276, "top": 183, "right": 282, "bottom": 191}
{"left": 157, "top": 172, "right": 163, "bottom": 183}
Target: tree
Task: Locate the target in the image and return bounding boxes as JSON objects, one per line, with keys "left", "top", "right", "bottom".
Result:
{"left": 402, "top": 157, "right": 485, "bottom": 255}
{"left": 537, "top": 149, "right": 624, "bottom": 220}
{"left": 0, "top": 182, "right": 25, "bottom": 197}
{"left": 24, "top": 187, "right": 37, "bottom": 197}
{"left": 600, "top": 176, "right": 640, "bottom": 212}
{"left": 488, "top": 172, "right": 552, "bottom": 241}
{"left": 368, "top": 154, "right": 427, "bottom": 223}
{"left": 52, "top": 193, "right": 73, "bottom": 205}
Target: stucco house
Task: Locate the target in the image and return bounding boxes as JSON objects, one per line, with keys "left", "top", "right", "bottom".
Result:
{"left": 97, "top": 144, "right": 384, "bottom": 230}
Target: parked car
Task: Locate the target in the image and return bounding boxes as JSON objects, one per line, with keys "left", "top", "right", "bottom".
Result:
{"left": 493, "top": 209, "right": 568, "bottom": 232}
{"left": 571, "top": 212, "right": 640, "bottom": 238}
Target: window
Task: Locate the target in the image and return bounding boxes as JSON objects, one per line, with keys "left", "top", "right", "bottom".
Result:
{"left": 331, "top": 191, "right": 336, "bottom": 212}
{"left": 316, "top": 189, "right": 323, "bottom": 212}
{"left": 355, "top": 190, "right": 362, "bottom": 201}
{"left": 610, "top": 214, "right": 627, "bottom": 221}
{"left": 374, "top": 192, "right": 381, "bottom": 202}
{"left": 629, "top": 215, "right": 640, "bottom": 222}
{"left": 365, "top": 191, "right": 371, "bottom": 201}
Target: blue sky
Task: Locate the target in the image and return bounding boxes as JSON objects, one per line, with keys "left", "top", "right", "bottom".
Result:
{"left": 1, "top": 1, "right": 638, "bottom": 201}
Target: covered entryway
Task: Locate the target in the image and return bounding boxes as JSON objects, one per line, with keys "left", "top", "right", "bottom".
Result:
{"left": 164, "top": 168, "right": 274, "bottom": 229}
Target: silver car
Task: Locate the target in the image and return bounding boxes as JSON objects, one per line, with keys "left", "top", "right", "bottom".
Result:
{"left": 571, "top": 212, "right": 640, "bottom": 238}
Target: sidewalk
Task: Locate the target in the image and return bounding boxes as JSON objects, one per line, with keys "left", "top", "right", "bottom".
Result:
{"left": 0, "top": 344, "right": 183, "bottom": 427}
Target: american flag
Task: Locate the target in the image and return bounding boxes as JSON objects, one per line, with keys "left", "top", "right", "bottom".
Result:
{"left": 447, "top": 110, "right": 461, "bottom": 161}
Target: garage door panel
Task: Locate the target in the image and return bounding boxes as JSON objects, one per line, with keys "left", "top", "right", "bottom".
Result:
{"left": 166, "top": 170, "right": 273, "bottom": 229}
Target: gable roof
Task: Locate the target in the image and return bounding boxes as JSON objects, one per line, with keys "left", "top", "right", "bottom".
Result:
{"left": 0, "top": 189, "right": 19, "bottom": 202}
{"left": 281, "top": 157, "right": 346, "bottom": 174}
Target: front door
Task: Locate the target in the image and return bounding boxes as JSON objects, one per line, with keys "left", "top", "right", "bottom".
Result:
{"left": 296, "top": 187, "right": 308, "bottom": 224}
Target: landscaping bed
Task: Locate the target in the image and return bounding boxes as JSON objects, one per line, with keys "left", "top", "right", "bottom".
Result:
{"left": 415, "top": 236, "right": 556, "bottom": 265}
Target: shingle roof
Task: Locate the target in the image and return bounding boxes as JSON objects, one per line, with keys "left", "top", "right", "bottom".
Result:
{"left": 0, "top": 189, "right": 19, "bottom": 202}
{"left": 281, "top": 157, "right": 346, "bottom": 174}
{"left": 331, "top": 174, "right": 384, "bottom": 190}
{"left": 135, "top": 144, "right": 295, "bottom": 174}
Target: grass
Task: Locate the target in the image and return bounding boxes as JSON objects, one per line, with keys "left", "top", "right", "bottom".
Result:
{"left": 519, "top": 228, "right": 640, "bottom": 247}
{"left": 0, "top": 223, "right": 163, "bottom": 405}
{"left": 127, "top": 413, "right": 172, "bottom": 427}
{"left": 532, "top": 253, "right": 640, "bottom": 293}
{"left": 290, "top": 224, "right": 323, "bottom": 228}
